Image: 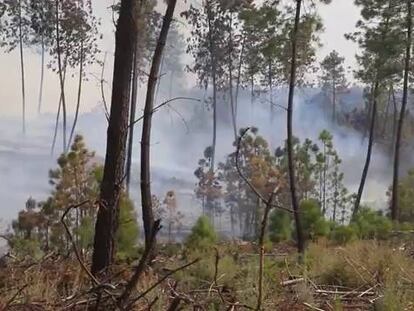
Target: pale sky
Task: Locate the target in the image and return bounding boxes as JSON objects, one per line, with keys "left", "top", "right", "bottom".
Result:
{"left": 0, "top": 0, "right": 361, "bottom": 118}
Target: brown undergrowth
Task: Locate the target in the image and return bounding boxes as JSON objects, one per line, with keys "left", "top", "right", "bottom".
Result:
{"left": 1, "top": 240, "right": 414, "bottom": 310}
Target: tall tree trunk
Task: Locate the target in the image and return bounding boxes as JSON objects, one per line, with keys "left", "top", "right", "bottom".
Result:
{"left": 353, "top": 82, "right": 379, "bottom": 217}
{"left": 332, "top": 78, "right": 336, "bottom": 122}
{"left": 391, "top": 85, "right": 397, "bottom": 153}
{"left": 18, "top": 0, "right": 26, "bottom": 134}
{"left": 235, "top": 35, "right": 245, "bottom": 117}
{"left": 91, "top": 0, "right": 138, "bottom": 276}
{"left": 68, "top": 41, "right": 84, "bottom": 149}
{"left": 206, "top": 0, "right": 217, "bottom": 171}
{"left": 51, "top": 62, "right": 67, "bottom": 156}
{"left": 228, "top": 15, "right": 237, "bottom": 141}
{"left": 38, "top": 34, "right": 45, "bottom": 114}
{"left": 381, "top": 86, "right": 392, "bottom": 139}
{"left": 391, "top": 0, "right": 412, "bottom": 221}
{"left": 126, "top": 41, "right": 139, "bottom": 194}
{"left": 140, "top": 0, "right": 177, "bottom": 250}
{"left": 55, "top": 0, "right": 67, "bottom": 153}
{"left": 286, "top": 0, "right": 305, "bottom": 255}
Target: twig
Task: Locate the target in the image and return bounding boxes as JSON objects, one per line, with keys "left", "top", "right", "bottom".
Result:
{"left": 100, "top": 52, "right": 110, "bottom": 122}
{"left": 126, "top": 258, "right": 200, "bottom": 309}
{"left": 61, "top": 200, "right": 99, "bottom": 286}
{"left": 118, "top": 219, "right": 162, "bottom": 308}
{"left": 130, "top": 97, "right": 200, "bottom": 128}
{"left": 303, "top": 302, "right": 325, "bottom": 311}
{"left": 2, "top": 284, "right": 28, "bottom": 310}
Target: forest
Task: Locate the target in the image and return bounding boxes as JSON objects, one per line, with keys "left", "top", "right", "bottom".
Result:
{"left": 0, "top": 0, "right": 414, "bottom": 310}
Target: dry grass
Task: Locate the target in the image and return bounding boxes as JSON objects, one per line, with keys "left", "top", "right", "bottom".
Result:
{"left": 1, "top": 240, "right": 414, "bottom": 310}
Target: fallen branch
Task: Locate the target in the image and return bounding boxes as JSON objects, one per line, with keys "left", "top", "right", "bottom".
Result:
{"left": 280, "top": 278, "right": 305, "bottom": 287}
{"left": 2, "top": 284, "right": 28, "bottom": 310}
{"left": 126, "top": 258, "right": 200, "bottom": 309}
{"left": 117, "top": 219, "right": 162, "bottom": 307}
{"left": 61, "top": 200, "right": 100, "bottom": 286}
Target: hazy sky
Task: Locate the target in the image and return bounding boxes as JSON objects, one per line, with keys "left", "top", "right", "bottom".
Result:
{"left": 0, "top": 0, "right": 360, "bottom": 117}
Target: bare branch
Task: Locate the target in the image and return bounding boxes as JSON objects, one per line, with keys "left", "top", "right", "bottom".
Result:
{"left": 61, "top": 200, "right": 99, "bottom": 286}
{"left": 126, "top": 258, "right": 200, "bottom": 309}
{"left": 130, "top": 97, "right": 200, "bottom": 128}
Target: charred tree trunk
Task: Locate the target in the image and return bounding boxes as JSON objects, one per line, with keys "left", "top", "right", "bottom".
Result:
{"left": 286, "top": 0, "right": 305, "bottom": 255}
{"left": 391, "top": 0, "right": 412, "bottom": 221}
{"left": 91, "top": 0, "right": 138, "bottom": 276}
{"left": 140, "top": 0, "right": 177, "bottom": 250}
{"left": 353, "top": 82, "right": 379, "bottom": 217}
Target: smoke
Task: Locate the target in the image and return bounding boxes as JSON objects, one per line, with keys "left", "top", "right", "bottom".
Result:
{"left": 0, "top": 80, "right": 401, "bottom": 235}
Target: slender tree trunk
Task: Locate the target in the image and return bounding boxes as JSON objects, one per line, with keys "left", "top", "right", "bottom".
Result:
{"left": 391, "top": 85, "right": 397, "bottom": 153}
{"left": 235, "top": 35, "right": 245, "bottom": 117}
{"left": 332, "top": 79, "right": 336, "bottom": 122}
{"left": 391, "top": 0, "right": 412, "bottom": 221}
{"left": 140, "top": 0, "right": 177, "bottom": 250}
{"left": 381, "top": 86, "right": 392, "bottom": 139}
{"left": 55, "top": 0, "right": 67, "bottom": 153}
{"left": 91, "top": 0, "right": 138, "bottom": 276}
{"left": 126, "top": 42, "right": 139, "bottom": 194}
{"left": 68, "top": 41, "right": 84, "bottom": 149}
{"left": 18, "top": 0, "right": 26, "bottom": 134}
{"left": 38, "top": 34, "right": 45, "bottom": 114}
{"left": 207, "top": 2, "right": 217, "bottom": 171}
{"left": 286, "top": 0, "right": 305, "bottom": 255}
{"left": 322, "top": 144, "right": 327, "bottom": 215}
{"left": 228, "top": 16, "right": 237, "bottom": 141}
{"left": 51, "top": 63, "right": 67, "bottom": 156}
{"left": 353, "top": 82, "right": 379, "bottom": 217}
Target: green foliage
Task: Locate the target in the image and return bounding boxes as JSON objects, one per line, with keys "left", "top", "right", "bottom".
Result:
{"left": 116, "top": 195, "right": 139, "bottom": 260}
{"left": 300, "top": 199, "right": 330, "bottom": 241}
{"left": 8, "top": 237, "right": 43, "bottom": 260}
{"left": 268, "top": 209, "right": 292, "bottom": 242}
{"left": 186, "top": 216, "right": 217, "bottom": 250}
{"left": 329, "top": 225, "right": 357, "bottom": 245}
{"left": 8, "top": 136, "right": 139, "bottom": 261}
{"left": 352, "top": 208, "right": 392, "bottom": 240}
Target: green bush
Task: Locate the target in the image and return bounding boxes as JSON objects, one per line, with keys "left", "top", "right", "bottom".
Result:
{"left": 352, "top": 208, "right": 392, "bottom": 240}
{"left": 301, "top": 199, "right": 330, "bottom": 240}
{"left": 329, "top": 225, "right": 357, "bottom": 245}
{"left": 116, "top": 195, "right": 139, "bottom": 260}
{"left": 186, "top": 216, "right": 217, "bottom": 250}
{"left": 268, "top": 209, "right": 292, "bottom": 242}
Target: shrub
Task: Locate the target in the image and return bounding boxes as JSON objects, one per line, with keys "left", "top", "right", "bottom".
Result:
{"left": 116, "top": 195, "right": 139, "bottom": 260}
{"left": 186, "top": 216, "right": 217, "bottom": 250}
{"left": 329, "top": 225, "right": 357, "bottom": 245}
{"left": 352, "top": 208, "right": 392, "bottom": 240}
{"left": 301, "top": 199, "right": 330, "bottom": 240}
{"left": 268, "top": 209, "right": 292, "bottom": 243}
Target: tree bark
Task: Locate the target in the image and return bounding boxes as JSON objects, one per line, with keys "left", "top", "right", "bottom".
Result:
{"left": 353, "top": 82, "right": 379, "bottom": 217}
{"left": 140, "top": 0, "right": 177, "bottom": 250}
{"left": 126, "top": 41, "right": 139, "bottom": 194}
{"left": 91, "top": 0, "right": 138, "bottom": 276}
{"left": 207, "top": 0, "right": 217, "bottom": 171}
{"left": 18, "top": 0, "right": 26, "bottom": 134}
{"left": 391, "top": 0, "right": 412, "bottom": 221}
{"left": 55, "top": 0, "right": 67, "bottom": 153}
{"left": 286, "top": 0, "right": 305, "bottom": 255}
